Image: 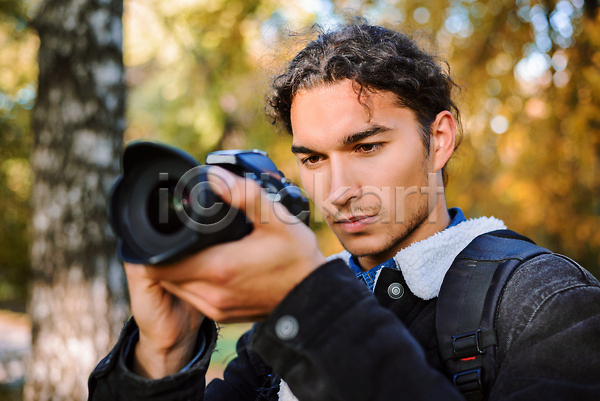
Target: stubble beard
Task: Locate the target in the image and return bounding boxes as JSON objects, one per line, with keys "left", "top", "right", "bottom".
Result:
{"left": 333, "top": 197, "right": 430, "bottom": 260}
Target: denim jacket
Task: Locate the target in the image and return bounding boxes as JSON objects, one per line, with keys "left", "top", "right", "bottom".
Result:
{"left": 89, "top": 217, "right": 600, "bottom": 400}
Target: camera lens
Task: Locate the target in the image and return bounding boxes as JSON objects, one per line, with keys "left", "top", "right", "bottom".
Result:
{"left": 109, "top": 143, "right": 307, "bottom": 265}
{"left": 146, "top": 179, "right": 187, "bottom": 234}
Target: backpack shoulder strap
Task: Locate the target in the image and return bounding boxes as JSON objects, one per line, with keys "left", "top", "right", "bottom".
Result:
{"left": 436, "top": 230, "right": 551, "bottom": 400}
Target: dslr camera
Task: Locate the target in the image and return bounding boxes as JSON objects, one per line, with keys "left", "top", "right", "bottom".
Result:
{"left": 108, "top": 142, "right": 310, "bottom": 265}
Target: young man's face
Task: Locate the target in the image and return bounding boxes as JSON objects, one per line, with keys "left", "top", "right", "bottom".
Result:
{"left": 290, "top": 80, "right": 448, "bottom": 268}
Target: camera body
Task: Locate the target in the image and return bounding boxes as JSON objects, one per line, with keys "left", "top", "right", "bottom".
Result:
{"left": 108, "top": 141, "right": 310, "bottom": 265}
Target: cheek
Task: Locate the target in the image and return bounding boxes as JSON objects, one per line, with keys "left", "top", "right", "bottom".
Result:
{"left": 299, "top": 171, "right": 313, "bottom": 197}
{"left": 389, "top": 155, "right": 427, "bottom": 187}
{"left": 300, "top": 170, "right": 330, "bottom": 200}
{"left": 300, "top": 173, "right": 319, "bottom": 211}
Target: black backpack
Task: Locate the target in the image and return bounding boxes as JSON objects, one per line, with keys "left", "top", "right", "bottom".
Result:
{"left": 436, "top": 230, "right": 552, "bottom": 401}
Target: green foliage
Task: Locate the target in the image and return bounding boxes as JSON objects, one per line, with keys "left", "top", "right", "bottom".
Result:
{"left": 0, "top": 1, "right": 37, "bottom": 305}
{"left": 123, "top": 0, "right": 279, "bottom": 157}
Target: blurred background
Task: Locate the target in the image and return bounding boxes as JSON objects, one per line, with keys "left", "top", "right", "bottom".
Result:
{"left": 0, "top": 0, "right": 598, "bottom": 399}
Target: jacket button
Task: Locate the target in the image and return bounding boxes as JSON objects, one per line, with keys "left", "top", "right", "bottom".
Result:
{"left": 275, "top": 315, "right": 299, "bottom": 340}
{"left": 387, "top": 282, "right": 405, "bottom": 299}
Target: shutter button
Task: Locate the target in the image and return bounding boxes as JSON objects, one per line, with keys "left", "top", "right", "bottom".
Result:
{"left": 387, "top": 282, "right": 405, "bottom": 299}
{"left": 275, "top": 315, "right": 299, "bottom": 340}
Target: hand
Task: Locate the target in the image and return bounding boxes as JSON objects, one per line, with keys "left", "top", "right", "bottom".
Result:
{"left": 146, "top": 166, "right": 327, "bottom": 323}
{"left": 124, "top": 262, "right": 204, "bottom": 379}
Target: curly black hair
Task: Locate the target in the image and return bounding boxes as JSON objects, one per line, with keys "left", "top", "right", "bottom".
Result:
{"left": 267, "top": 23, "right": 462, "bottom": 183}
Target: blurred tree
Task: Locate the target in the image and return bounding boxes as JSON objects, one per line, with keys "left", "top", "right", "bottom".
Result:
{"left": 25, "top": 0, "right": 128, "bottom": 399}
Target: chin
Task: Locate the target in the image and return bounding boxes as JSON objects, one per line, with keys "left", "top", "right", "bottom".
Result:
{"left": 337, "top": 232, "right": 402, "bottom": 259}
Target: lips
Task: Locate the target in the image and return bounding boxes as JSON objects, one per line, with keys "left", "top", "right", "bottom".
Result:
{"left": 335, "top": 214, "right": 373, "bottom": 223}
{"left": 334, "top": 214, "right": 378, "bottom": 233}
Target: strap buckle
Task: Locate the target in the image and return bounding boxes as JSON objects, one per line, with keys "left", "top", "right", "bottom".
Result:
{"left": 452, "top": 329, "right": 485, "bottom": 359}
{"left": 453, "top": 368, "right": 483, "bottom": 395}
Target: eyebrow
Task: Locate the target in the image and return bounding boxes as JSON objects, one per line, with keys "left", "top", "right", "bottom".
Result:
{"left": 341, "top": 125, "right": 392, "bottom": 146}
{"left": 290, "top": 144, "right": 316, "bottom": 154}
{"left": 291, "top": 124, "right": 392, "bottom": 155}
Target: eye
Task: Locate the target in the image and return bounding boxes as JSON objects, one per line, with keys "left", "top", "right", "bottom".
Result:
{"left": 356, "top": 143, "right": 382, "bottom": 154}
{"left": 301, "top": 155, "right": 324, "bottom": 167}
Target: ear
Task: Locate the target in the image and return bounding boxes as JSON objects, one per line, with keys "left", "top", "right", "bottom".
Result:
{"left": 431, "top": 111, "right": 456, "bottom": 173}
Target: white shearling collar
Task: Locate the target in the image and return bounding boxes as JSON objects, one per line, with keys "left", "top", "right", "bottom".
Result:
{"left": 327, "top": 216, "right": 507, "bottom": 300}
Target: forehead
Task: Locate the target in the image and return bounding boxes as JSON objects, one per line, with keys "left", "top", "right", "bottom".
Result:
{"left": 290, "top": 80, "right": 415, "bottom": 150}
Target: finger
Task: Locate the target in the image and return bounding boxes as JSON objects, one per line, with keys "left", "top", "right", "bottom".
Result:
{"left": 124, "top": 262, "right": 158, "bottom": 293}
{"left": 145, "top": 231, "right": 276, "bottom": 284}
{"left": 165, "top": 280, "right": 271, "bottom": 312}
{"left": 144, "top": 248, "right": 229, "bottom": 283}
{"left": 124, "top": 263, "right": 180, "bottom": 321}
{"left": 159, "top": 280, "right": 219, "bottom": 317}
{"left": 206, "top": 166, "right": 267, "bottom": 224}
{"left": 124, "top": 262, "right": 146, "bottom": 279}
{"left": 160, "top": 281, "right": 269, "bottom": 323}
{"left": 144, "top": 212, "right": 283, "bottom": 283}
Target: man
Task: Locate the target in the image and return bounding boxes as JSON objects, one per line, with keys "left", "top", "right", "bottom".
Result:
{"left": 89, "top": 24, "right": 600, "bottom": 400}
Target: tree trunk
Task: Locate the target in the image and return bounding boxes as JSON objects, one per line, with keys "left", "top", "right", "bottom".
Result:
{"left": 26, "top": 0, "right": 127, "bottom": 399}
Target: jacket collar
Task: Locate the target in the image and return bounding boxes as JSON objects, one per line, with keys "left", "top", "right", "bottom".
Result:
{"left": 328, "top": 216, "right": 506, "bottom": 300}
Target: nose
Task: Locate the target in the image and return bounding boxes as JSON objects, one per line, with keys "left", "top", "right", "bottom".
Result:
{"left": 328, "top": 158, "right": 359, "bottom": 206}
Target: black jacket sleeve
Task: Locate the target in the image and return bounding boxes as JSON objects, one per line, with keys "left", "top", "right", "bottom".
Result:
{"left": 251, "top": 259, "right": 465, "bottom": 401}
{"left": 88, "top": 317, "right": 217, "bottom": 401}
{"left": 488, "top": 254, "right": 600, "bottom": 400}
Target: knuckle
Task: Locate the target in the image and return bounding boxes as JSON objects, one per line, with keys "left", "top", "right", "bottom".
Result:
{"left": 211, "top": 310, "right": 227, "bottom": 322}
{"left": 144, "top": 266, "right": 161, "bottom": 280}
{"left": 249, "top": 179, "right": 262, "bottom": 200}
{"left": 206, "top": 298, "right": 229, "bottom": 321}
{"left": 210, "top": 291, "right": 231, "bottom": 310}
{"left": 203, "top": 305, "right": 222, "bottom": 322}
{"left": 211, "top": 268, "right": 232, "bottom": 285}
{"left": 204, "top": 258, "right": 233, "bottom": 285}
{"left": 244, "top": 175, "right": 261, "bottom": 189}
{"left": 241, "top": 177, "right": 261, "bottom": 203}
